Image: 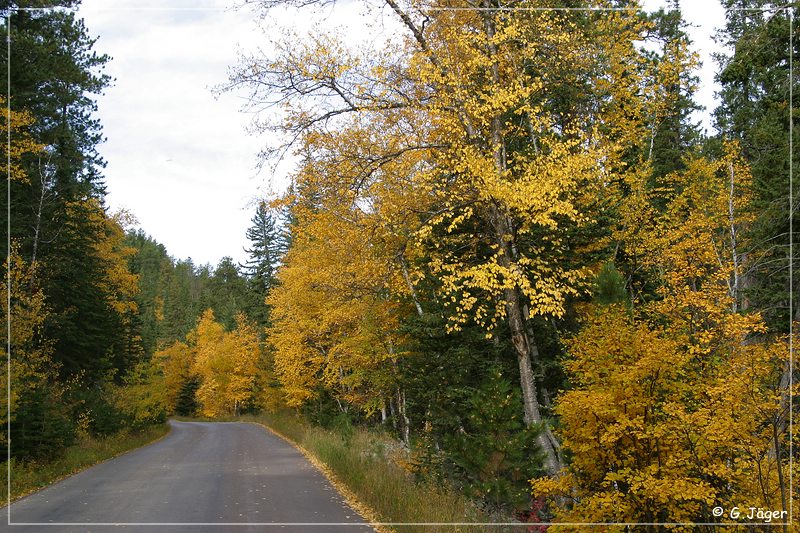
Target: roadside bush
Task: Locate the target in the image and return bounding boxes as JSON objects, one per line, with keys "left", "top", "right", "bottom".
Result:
{"left": 443, "top": 369, "right": 544, "bottom": 513}
{"left": 8, "top": 384, "right": 76, "bottom": 460}
{"left": 84, "top": 394, "right": 127, "bottom": 437}
{"left": 113, "top": 359, "right": 168, "bottom": 430}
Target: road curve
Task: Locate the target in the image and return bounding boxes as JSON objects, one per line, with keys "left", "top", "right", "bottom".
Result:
{"left": 2, "top": 420, "right": 374, "bottom": 532}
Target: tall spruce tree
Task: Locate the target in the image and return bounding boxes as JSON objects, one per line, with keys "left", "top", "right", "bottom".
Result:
{"left": 208, "top": 257, "right": 250, "bottom": 330}
{"left": 3, "top": 1, "right": 111, "bottom": 249}
{"left": 715, "top": 1, "right": 799, "bottom": 331}
{"left": 242, "top": 202, "right": 287, "bottom": 326}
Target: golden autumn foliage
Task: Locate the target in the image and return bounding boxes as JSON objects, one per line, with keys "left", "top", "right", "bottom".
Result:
{"left": 531, "top": 144, "right": 793, "bottom": 526}
{"left": 243, "top": 2, "right": 665, "bottom": 334}
{"left": 193, "top": 311, "right": 261, "bottom": 417}
{"left": 406, "top": 9, "right": 630, "bottom": 331}
{"left": 111, "top": 359, "right": 168, "bottom": 429}
{"left": 533, "top": 308, "right": 791, "bottom": 526}
{"left": 0, "top": 96, "right": 44, "bottom": 183}
{"left": 229, "top": 0, "right": 793, "bottom": 513}
{"left": 1, "top": 250, "right": 57, "bottom": 448}
{"left": 66, "top": 199, "right": 140, "bottom": 318}
{"left": 158, "top": 309, "right": 263, "bottom": 417}
{"left": 229, "top": 0, "right": 692, "bottom": 476}
{"left": 267, "top": 207, "right": 404, "bottom": 413}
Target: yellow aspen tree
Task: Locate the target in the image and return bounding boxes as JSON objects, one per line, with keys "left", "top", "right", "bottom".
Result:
{"left": 96, "top": 207, "right": 140, "bottom": 319}
{"left": 224, "top": 313, "right": 262, "bottom": 416}
{"left": 190, "top": 309, "right": 228, "bottom": 417}
{"left": 111, "top": 358, "right": 168, "bottom": 429}
{"left": 267, "top": 206, "right": 404, "bottom": 414}
{"left": 532, "top": 144, "right": 792, "bottom": 526}
{"left": 644, "top": 144, "right": 793, "bottom": 523}
{"left": 155, "top": 340, "right": 196, "bottom": 414}
{"left": 189, "top": 310, "right": 262, "bottom": 417}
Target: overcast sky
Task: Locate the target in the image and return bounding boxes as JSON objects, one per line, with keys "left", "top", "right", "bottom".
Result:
{"left": 76, "top": 0, "right": 726, "bottom": 268}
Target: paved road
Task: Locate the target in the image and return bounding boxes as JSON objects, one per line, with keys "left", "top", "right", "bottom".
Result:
{"left": 2, "top": 421, "right": 374, "bottom": 532}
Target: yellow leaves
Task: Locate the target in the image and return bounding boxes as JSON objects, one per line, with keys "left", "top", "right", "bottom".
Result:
{"left": 241, "top": 0, "right": 691, "bottom": 441}
{"left": 65, "top": 199, "right": 140, "bottom": 319}
{"left": 267, "top": 208, "right": 404, "bottom": 411}
{"left": 153, "top": 295, "right": 165, "bottom": 322}
{"left": 1, "top": 96, "right": 44, "bottom": 183}
{"left": 431, "top": 236, "right": 589, "bottom": 335}
{"left": 1, "top": 248, "right": 56, "bottom": 438}
{"left": 192, "top": 310, "right": 262, "bottom": 417}
{"left": 158, "top": 310, "right": 263, "bottom": 417}
{"left": 538, "top": 137, "right": 790, "bottom": 522}
{"left": 530, "top": 471, "right": 576, "bottom": 500}
{"left": 402, "top": 9, "right": 642, "bottom": 334}
{"left": 616, "top": 142, "right": 757, "bottom": 340}
{"left": 262, "top": 2, "right": 658, "bottom": 357}
{"left": 111, "top": 358, "right": 167, "bottom": 429}
{"left": 539, "top": 295, "right": 791, "bottom": 523}
{"left": 443, "top": 135, "right": 601, "bottom": 233}
{"left": 507, "top": 147, "right": 596, "bottom": 226}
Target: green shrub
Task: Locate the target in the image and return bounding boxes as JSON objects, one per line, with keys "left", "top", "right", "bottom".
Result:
{"left": 443, "top": 368, "right": 544, "bottom": 513}
{"left": 9, "top": 385, "right": 76, "bottom": 460}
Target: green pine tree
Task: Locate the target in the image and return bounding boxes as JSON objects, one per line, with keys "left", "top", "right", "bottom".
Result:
{"left": 242, "top": 202, "right": 288, "bottom": 326}
{"left": 209, "top": 257, "right": 251, "bottom": 330}
{"left": 715, "top": 1, "right": 799, "bottom": 331}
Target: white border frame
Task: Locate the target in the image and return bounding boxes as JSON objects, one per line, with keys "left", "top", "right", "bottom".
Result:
{"left": 3, "top": 2, "right": 794, "bottom": 529}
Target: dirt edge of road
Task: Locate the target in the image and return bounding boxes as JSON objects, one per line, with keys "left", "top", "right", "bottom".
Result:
{"left": 250, "top": 421, "right": 389, "bottom": 533}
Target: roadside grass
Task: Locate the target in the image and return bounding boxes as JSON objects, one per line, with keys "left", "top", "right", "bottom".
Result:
{"left": 239, "top": 411, "right": 517, "bottom": 533}
{"left": 1, "top": 423, "right": 169, "bottom": 504}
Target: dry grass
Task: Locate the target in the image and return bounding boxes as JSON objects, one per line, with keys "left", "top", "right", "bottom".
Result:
{"left": 244, "top": 411, "right": 525, "bottom": 533}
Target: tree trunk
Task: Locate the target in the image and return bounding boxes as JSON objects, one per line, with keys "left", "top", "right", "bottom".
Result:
{"left": 399, "top": 252, "right": 424, "bottom": 317}
{"left": 727, "top": 159, "right": 741, "bottom": 312}
{"left": 30, "top": 156, "right": 56, "bottom": 287}
{"left": 389, "top": 397, "right": 398, "bottom": 431}
{"left": 489, "top": 208, "right": 562, "bottom": 475}
{"left": 504, "top": 284, "right": 562, "bottom": 476}
{"left": 480, "top": 3, "right": 562, "bottom": 477}
{"left": 396, "top": 388, "right": 410, "bottom": 446}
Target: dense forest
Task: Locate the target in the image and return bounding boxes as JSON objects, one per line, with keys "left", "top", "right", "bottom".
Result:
{"left": 2, "top": 0, "right": 797, "bottom": 527}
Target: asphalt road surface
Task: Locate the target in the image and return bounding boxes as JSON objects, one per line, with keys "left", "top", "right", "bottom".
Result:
{"left": 2, "top": 420, "right": 374, "bottom": 532}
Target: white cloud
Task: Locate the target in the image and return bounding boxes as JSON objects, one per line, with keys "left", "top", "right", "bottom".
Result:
{"left": 81, "top": 0, "right": 268, "bottom": 267}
